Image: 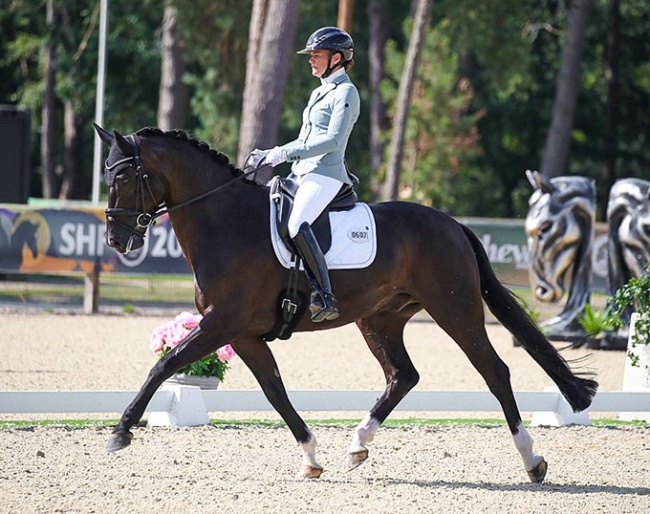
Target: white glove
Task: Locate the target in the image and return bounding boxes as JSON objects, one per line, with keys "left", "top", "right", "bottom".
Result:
{"left": 266, "top": 146, "right": 287, "bottom": 167}
{"left": 245, "top": 148, "right": 268, "bottom": 169}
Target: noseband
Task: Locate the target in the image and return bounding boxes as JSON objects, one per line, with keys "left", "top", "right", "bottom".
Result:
{"left": 104, "top": 135, "right": 266, "bottom": 244}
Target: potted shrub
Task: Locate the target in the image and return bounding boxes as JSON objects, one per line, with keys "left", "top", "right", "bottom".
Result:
{"left": 578, "top": 304, "right": 615, "bottom": 349}
{"left": 606, "top": 266, "right": 650, "bottom": 421}
{"left": 606, "top": 266, "right": 650, "bottom": 370}
{"left": 149, "top": 312, "right": 235, "bottom": 389}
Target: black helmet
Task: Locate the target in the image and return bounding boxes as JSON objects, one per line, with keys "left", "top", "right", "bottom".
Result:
{"left": 297, "top": 27, "right": 354, "bottom": 62}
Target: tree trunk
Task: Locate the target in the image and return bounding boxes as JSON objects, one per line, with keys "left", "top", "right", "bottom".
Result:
{"left": 540, "top": 0, "right": 594, "bottom": 178}
{"left": 157, "top": 2, "right": 188, "bottom": 130}
{"left": 337, "top": 0, "right": 355, "bottom": 33}
{"left": 604, "top": 0, "right": 620, "bottom": 214}
{"left": 234, "top": 0, "right": 268, "bottom": 165}
{"left": 59, "top": 100, "right": 86, "bottom": 199}
{"left": 382, "top": 0, "right": 432, "bottom": 201}
{"left": 367, "top": 0, "right": 390, "bottom": 198}
{"left": 237, "top": 0, "right": 301, "bottom": 181}
{"left": 41, "top": 0, "right": 58, "bottom": 199}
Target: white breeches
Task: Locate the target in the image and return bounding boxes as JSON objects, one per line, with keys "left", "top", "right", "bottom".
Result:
{"left": 287, "top": 173, "right": 344, "bottom": 238}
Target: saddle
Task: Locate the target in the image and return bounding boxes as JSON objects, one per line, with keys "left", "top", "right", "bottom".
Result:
{"left": 265, "top": 176, "right": 357, "bottom": 342}
{"left": 270, "top": 176, "right": 357, "bottom": 255}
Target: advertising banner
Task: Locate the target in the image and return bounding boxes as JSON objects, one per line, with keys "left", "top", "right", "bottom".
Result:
{"left": 0, "top": 205, "right": 608, "bottom": 291}
{"left": 0, "top": 205, "right": 190, "bottom": 275}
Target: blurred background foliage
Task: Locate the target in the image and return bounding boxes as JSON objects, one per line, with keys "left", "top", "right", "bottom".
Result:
{"left": 0, "top": 0, "right": 648, "bottom": 219}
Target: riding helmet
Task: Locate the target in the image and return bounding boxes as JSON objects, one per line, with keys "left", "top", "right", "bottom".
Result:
{"left": 297, "top": 27, "right": 354, "bottom": 62}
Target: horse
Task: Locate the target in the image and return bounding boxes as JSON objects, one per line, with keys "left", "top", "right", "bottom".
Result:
{"left": 524, "top": 171, "right": 596, "bottom": 344}
{"left": 95, "top": 125, "right": 598, "bottom": 484}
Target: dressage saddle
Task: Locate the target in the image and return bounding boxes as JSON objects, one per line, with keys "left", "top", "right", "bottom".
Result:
{"left": 271, "top": 176, "right": 357, "bottom": 255}
{"left": 264, "top": 176, "right": 357, "bottom": 342}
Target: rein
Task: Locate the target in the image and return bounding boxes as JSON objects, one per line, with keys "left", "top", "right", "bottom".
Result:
{"left": 105, "top": 134, "right": 266, "bottom": 236}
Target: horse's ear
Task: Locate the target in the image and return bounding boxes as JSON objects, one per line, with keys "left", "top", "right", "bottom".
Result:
{"left": 94, "top": 123, "right": 113, "bottom": 146}
{"left": 525, "top": 169, "right": 556, "bottom": 194}
{"left": 113, "top": 130, "right": 133, "bottom": 156}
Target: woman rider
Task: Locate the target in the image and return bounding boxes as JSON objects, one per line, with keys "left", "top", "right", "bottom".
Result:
{"left": 252, "top": 27, "right": 360, "bottom": 323}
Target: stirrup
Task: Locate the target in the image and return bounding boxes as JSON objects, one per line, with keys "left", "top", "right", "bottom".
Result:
{"left": 309, "top": 292, "right": 339, "bottom": 322}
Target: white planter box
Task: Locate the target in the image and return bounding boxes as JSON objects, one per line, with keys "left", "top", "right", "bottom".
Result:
{"left": 621, "top": 313, "right": 650, "bottom": 422}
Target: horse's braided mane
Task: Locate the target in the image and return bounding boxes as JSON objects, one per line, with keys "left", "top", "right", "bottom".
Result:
{"left": 134, "top": 126, "right": 248, "bottom": 181}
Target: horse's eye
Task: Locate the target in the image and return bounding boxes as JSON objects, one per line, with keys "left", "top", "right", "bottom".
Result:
{"left": 538, "top": 221, "right": 552, "bottom": 236}
{"left": 117, "top": 174, "right": 129, "bottom": 185}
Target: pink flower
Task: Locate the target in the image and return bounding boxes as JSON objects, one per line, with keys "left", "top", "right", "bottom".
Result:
{"left": 149, "top": 313, "right": 237, "bottom": 368}
{"left": 216, "top": 344, "right": 236, "bottom": 362}
{"left": 148, "top": 329, "right": 166, "bottom": 354}
{"left": 149, "top": 320, "right": 175, "bottom": 354}
{"left": 175, "top": 311, "right": 201, "bottom": 330}
{"left": 165, "top": 323, "right": 190, "bottom": 349}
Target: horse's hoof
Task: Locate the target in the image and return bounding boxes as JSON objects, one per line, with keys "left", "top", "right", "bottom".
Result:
{"left": 106, "top": 431, "right": 133, "bottom": 453}
{"left": 346, "top": 449, "right": 369, "bottom": 471}
{"left": 527, "top": 458, "right": 548, "bottom": 483}
{"left": 299, "top": 465, "right": 324, "bottom": 479}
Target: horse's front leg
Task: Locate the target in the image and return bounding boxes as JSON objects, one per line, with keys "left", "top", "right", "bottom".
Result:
{"left": 349, "top": 315, "right": 420, "bottom": 471}
{"left": 233, "top": 338, "right": 323, "bottom": 479}
{"left": 106, "top": 326, "right": 220, "bottom": 453}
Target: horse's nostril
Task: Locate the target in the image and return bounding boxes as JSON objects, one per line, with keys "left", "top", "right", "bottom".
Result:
{"left": 106, "top": 236, "right": 126, "bottom": 253}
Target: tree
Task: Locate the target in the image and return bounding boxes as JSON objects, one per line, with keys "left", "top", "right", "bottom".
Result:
{"left": 237, "top": 0, "right": 301, "bottom": 180}
{"left": 337, "top": 0, "right": 354, "bottom": 33}
{"left": 380, "top": 19, "right": 483, "bottom": 213}
{"left": 59, "top": 99, "right": 86, "bottom": 199}
{"left": 157, "top": 2, "right": 188, "bottom": 130}
{"left": 2, "top": 0, "right": 649, "bottom": 212}
{"left": 540, "top": 0, "right": 594, "bottom": 178}
{"left": 57, "top": 1, "right": 100, "bottom": 200}
{"left": 381, "top": 0, "right": 432, "bottom": 201}
{"left": 367, "top": 0, "right": 391, "bottom": 189}
{"left": 41, "top": 0, "right": 58, "bottom": 198}
{"left": 604, "top": 0, "right": 620, "bottom": 195}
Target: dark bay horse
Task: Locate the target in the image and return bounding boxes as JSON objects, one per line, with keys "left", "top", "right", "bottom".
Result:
{"left": 95, "top": 125, "right": 597, "bottom": 483}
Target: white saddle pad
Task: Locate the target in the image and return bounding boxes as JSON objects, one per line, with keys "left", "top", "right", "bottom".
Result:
{"left": 269, "top": 196, "right": 377, "bottom": 270}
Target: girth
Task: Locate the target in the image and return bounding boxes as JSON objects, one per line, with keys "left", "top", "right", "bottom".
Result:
{"left": 270, "top": 176, "right": 357, "bottom": 254}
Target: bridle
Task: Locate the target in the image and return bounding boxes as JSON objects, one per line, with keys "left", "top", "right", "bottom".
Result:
{"left": 104, "top": 134, "right": 265, "bottom": 245}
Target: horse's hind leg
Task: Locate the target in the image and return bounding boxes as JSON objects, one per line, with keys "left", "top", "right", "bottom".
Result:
{"left": 349, "top": 313, "right": 420, "bottom": 470}
{"left": 425, "top": 294, "right": 547, "bottom": 483}
{"left": 232, "top": 338, "right": 323, "bottom": 479}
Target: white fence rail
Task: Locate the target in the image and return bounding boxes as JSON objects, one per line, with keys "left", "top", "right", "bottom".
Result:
{"left": 1, "top": 389, "right": 649, "bottom": 427}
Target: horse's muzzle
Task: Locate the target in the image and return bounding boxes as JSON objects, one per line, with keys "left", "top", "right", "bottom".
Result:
{"left": 106, "top": 230, "right": 144, "bottom": 254}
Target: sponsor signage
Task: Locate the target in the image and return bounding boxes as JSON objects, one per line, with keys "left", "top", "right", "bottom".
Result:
{"left": 0, "top": 205, "right": 189, "bottom": 274}
{"left": 0, "top": 206, "right": 608, "bottom": 291}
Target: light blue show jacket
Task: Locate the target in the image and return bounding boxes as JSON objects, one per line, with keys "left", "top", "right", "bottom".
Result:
{"left": 281, "top": 72, "right": 360, "bottom": 185}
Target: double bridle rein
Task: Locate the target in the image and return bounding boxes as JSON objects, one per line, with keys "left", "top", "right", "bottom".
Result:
{"left": 104, "top": 134, "right": 264, "bottom": 243}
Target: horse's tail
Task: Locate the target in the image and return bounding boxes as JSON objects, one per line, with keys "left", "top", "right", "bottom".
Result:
{"left": 460, "top": 224, "right": 598, "bottom": 412}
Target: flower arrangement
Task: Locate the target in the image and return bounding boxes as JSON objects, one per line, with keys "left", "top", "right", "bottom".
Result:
{"left": 149, "top": 312, "right": 235, "bottom": 381}
{"left": 606, "top": 265, "right": 650, "bottom": 367}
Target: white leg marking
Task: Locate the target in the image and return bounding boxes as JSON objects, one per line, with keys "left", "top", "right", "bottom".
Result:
{"left": 349, "top": 413, "right": 381, "bottom": 453}
{"left": 299, "top": 430, "right": 321, "bottom": 469}
{"left": 513, "top": 422, "right": 543, "bottom": 470}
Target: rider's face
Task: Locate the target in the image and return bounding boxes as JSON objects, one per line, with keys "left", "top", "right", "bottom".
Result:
{"left": 309, "top": 50, "right": 341, "bottom": 78}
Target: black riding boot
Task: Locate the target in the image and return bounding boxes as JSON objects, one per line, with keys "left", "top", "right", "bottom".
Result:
{"left": 292, "top": 222, "right": 339, "bottom": 322}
